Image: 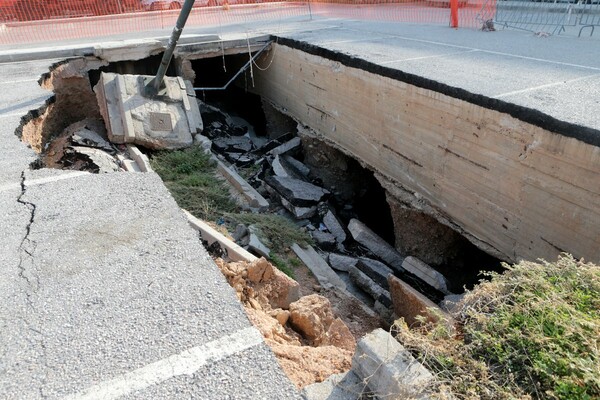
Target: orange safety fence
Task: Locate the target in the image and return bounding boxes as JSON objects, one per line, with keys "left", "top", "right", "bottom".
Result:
{"left": 0, "top": 0, "right": 496, "bottom": 46}
{"left": 309, "top": 0, "right": 496, "bottom": 29}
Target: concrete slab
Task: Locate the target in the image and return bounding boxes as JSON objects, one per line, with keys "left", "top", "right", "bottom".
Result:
{"left": 95, "top": 72, "right": 202, "bottom": 149}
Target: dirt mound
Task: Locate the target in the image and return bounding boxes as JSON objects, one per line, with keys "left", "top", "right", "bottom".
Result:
{"left": 215, "top": 257, "right": 356, "bottom": 388}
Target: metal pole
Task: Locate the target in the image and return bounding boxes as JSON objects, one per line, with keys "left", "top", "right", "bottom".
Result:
{"left": 145, "top": 0, "right": 196, "bottom": 97}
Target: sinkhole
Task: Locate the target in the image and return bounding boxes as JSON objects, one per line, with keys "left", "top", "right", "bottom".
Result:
{"left": 16, "top": 41, "right": 507, "bottom": 325}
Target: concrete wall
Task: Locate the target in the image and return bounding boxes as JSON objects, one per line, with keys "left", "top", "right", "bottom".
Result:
{"left": 251, "top": 43, "right": 600, "bottom": 263}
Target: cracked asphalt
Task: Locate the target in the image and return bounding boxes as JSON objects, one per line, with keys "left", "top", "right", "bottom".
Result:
{"left": 0, "top": 60, "right": 300, "bottom": 399}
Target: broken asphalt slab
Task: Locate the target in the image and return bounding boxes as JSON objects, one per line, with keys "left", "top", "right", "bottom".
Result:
{"left": 0, "top": 60, "right": 299, "bottom": 398}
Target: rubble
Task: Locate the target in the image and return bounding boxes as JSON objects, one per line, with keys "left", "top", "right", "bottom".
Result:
{"left": 356, "top": 257, "right": 394, "bottom": 290}
{"left": 270, "top": 136, "right": 302, "bottom": 156}
{"left": 352, "top": 329, "right": 434, "bottom": 399}
{"left": 95, "top": 72, "right": 202, "bottom": 149}
{"left": 348, "top": 218, "right": 404, "bottom": 272}
{"left": 322, "top": 210, "right": 347, "bottom": 246}
{"left": 291, "top": 244, "right": 346, "bottom": 291}
{"left": 348, "top": 266, "right": 388, "bottom": 302}
{"left": 402, "top": 256, "right": 451, "bottom": 295}
{"left": 247, "top": 225, "right": 271, "bottom": 258}
{"left": 388, "top": 274, "right": 449, "bottom": 327}
{"left": 215, "top": 257, "right": 355, "bottom": 389}
{"left": 310, "top": 230, "right": 337, "bottom": 250}
{"left": 265, "top": 176, "right": 329, "bottom": 207}
{"left": 327, "top": 253, "right": 358, "bottom": 272}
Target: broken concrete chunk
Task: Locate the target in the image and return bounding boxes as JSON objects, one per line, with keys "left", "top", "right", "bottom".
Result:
{"left": 291, "top": 244, "right": 346, "bottom": 291}
{"left": 402, "top": 256, "right": 450, "bottom": 295}
{"left": 247, "top": 225, "right": 271, "bottom": 259}
{"left": 72, "top": 128, "right": 114, "bottom": 152}
{"left": 348, "top": 218, "right": 404, "bottom": 272}
{"left": 348, "top": 266, "right": 388, "bottom": 301}
{"left": 282, "top": 155, "right": 310, "bottom": 177}
{"left": 302, "top": 371, "right": 365, "bottom": 400}
{"left": 310, "top": 230, "right": 337, "bottom": 250}
{"left": 232, "top": 224, "right": 249, "bottom": 243}
{"left": 270, "top": 136, "right": 302, "bottom": 156}
{"left": 352, "top": 329, "right": 433, "bottom": 399}
{"left": 357, "top": 257, "right": 394, "bottom": 290}
{"left": 212, "top": 136, "right": 254, "bottom": 154}
{"left": 327, "top": 253, "right": 359, "bottom": 272}
{"left": 69, "top": 146, "right": 120, "bottom": 173}
{"left": 95, "top": 72, "right": 201, "bottom": 149}
{"left": 265, "top": 175, "right": 329, "bottom": 207}
{"left": 323, "top": 210, "right": 347, "bottom": 244}
{"left": 440, "top": 293, "right": 465, "bottom": 314}
{"left": 271, "top": 155, "right": 290, "bottom": 178}
{"left": 126, "top": 144, "right": 152, "bottom": 173}
{"left": 388, "top": 274, "right": 450, "bottom": 327}
{"left": 217, "top": 161, "right": 269, "bottom": 210}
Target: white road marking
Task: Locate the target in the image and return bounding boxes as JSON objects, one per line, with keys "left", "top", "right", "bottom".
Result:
{"left": 0, "top": 112, "right": 28, "bottom": 119}
{"left": 380, "top": 49, "right": 478, "bottom": 64}
{"left": 0, "top": 78, "right": 39, "bottom": 84}
{"left": 64, "top": 326, "right": 264, "bottom": 400}
{"left": 0, "top": 171, "right": 90, "bottom": 193}
{"left": 493, "top": 73, "right": 600, "bottom": 98}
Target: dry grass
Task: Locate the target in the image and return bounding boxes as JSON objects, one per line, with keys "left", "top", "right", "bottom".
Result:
{"left": 393, "top": 255, "right": 600, "bottom": 400}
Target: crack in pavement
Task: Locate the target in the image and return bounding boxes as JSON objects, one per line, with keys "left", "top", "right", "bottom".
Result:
{"left": 16, "top": 171, "right": 49, "bottom": 398}
{"left": 16, "top": 170, "right": 39, "bottom": 300}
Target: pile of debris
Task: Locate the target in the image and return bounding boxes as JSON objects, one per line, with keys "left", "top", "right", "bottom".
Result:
{"left": 41, "top": 118, "right": 151, "bottom": 173}
{"left": 215, "top": 257, "right": 356, "bottom": 388}
{"left": 200, "top": 100, "right": 458, "bottom": 326}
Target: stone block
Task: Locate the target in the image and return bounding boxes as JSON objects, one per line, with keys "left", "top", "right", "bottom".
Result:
{"left": 95, "top": 72, "right": 202, "bottom": 149}
{"left": 357, "top": 257, "right": 394, "bottom": 290}
{"left": 217, "top": 161, "right": 269, "bottom": 210}
{"left": 348, "top": 218, "right": 404, "bottom": 272}
{"left": 291, "top": 244, "right": 346, "bottom": 291}
{"left": 327, "top": 253, "right": 358, "bottom": 272}
{"left": 265, "top": 175, "right": 329, "bottom": 207}
{"left": 348, "top": 266, "right": 387, "bottom": 301}
{"left": 352, "top": 328, "right": 433, "bottom": 399}
{"left": 388, "top": 275, "right": 448, "bottom": 327}
{"left": 402, "top": 256, "right": 450, "bottom": 295}
{"left": 323, "top": 210, "right": 347, "bottom": 244}
{"left": 302, "top": 371, "right": 365, "bottom": 400}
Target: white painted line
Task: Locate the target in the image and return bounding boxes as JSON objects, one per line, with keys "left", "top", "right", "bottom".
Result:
{"left": 380, "top": 49, "right": 478, "bottom": 64}
{"left": 341, "top": 27, "right": 600, "bottom": 71}
{"left": 64, "top": 326, "right": 264, "bottom": 400}
{"left": 0, "top": 112, "right": 27, "bottom": 119}
{"left": 24, "top": 171, "right": 91, "bottom": 188}
{"left": 0, "top": 171, "right": 90, "bottom": 193}
{"left": 0, "top": 78, "right": 38, "bottom": 85}
{"left": 493, "top": 73, "right": 600, "bottom": 98}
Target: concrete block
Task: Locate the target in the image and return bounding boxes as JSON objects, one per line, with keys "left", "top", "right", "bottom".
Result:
{"left": 95, "top": 72, "right": 202, "bottom": 150}
{"left": 247, "top": 225, "right": 271, "bottom": 258}
{"left": 184, "top": 210, "right": 258, "bottom": 263}
{"left": 388, "top": 275, "right": 449, "bottom": 327}
{"left": 348, "top": 218, "right": 404, "bottom": 272}
{"left": 269, "top": 136, "right": 302, "bottom": 156}
{"left": 121, "top": 159, "right": 141, "bottom": 173}
{"left": 323, "top": 210, "right": 347, "bottom": 244}
{"left": 217, "top": 161, "right": 269, "bottom": 210}
{"left": 357, "top": 257, "right": 394, "bottom": 290}
{"left": 348, "top": 266, "right": 387, "bottom": 301}
{"left": 126, "top": 144, "right": 152, "bottom": 173}
{"left": 402, "top": 256, "right": 450, "bottom": 295}
{"left": 327, "top": 253, "right": 358, "bottom": 272}
{"left": 265, "top": 175, "right": 329, "bottom": 207}
{"left": 291, "top": 244, "right": 346, "bottom": 291}
{"left": 353, "top": 328, "right": 433, "bottom": 399}
{"left": 302, "top": 371, "right": 366, "bottom": 400}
